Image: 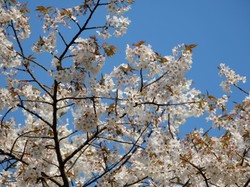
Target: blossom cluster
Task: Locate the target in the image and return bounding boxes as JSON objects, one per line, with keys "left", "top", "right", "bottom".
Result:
{"left": 32, "top": 30, "right": 57, "bottom": 54}
{"left": 0, "top": 88, "right": 18, "bottom": 112}
{"left": 53, "top": 65, "right": 86, "bottom": 83}
{"left": 97, "top": 15, "right": 131, "bottom": 39}
{"left": 219, "top": 63, "right": 247, "bottom": 92}
{"left": 73, "top": 99, "right": 105, "bottom": 132}
{"left": 69, "top": 37, "right": 105, "bottom": 75}
{"left": 0, "top": 30, "right": 22, "bottom": 68}
{"left": 0, "top": 4, "right": 30, "bottom": 68}
{"left": 106, "top": 0, "right": 132, "bottom": 15}
{"left": 39, "top": 5, "right": 85, "bottom": 32}
{"left": 97, "top": 0, "right": 132, "bottom": 38}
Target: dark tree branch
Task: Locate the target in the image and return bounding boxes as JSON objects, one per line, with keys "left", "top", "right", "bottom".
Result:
{"left": 0, "top": 149, "right": 28, "bottom": 166}
{"left": 10, "top": 19, "right": 51, "bottom": 97}
{"left": 233, "top": 84, "right": 249, "bottom": 95}
{"left": 58, "top": 0, "right": 101, "bottom": 66}
{"left": 0, "top": 107, "right": 14, "bottom": 127}
{"left": 52, "top": 81, "right": 69, "bottom": 187}
{"left": 84, "top": 25, "right": 106, "bottom": 30}
{"left": 58, "top": 31, "right": 68, "bottom": 46}
{"left": 124, "top": 176, "right": 149, "bottom": 186}
{"left": 143, "top": 71, "right": 169, "bottom": 90}
{"left": 15, "top": 51, "right": 48, "bottom": 72}
{"left": 168, "top": 113, "right": 174, "bottom": 139}
{"left": 180, "top": 157, "right": 210, "bottom": 187}
{"left": 83, "top": 124, "right": 149, "bottom": 186}
{"left": 243, "top": 178, "right": 250, "bottom": 187}
{"left": 135, "top": 100, "right": 199, "bottom": 107}
{"left": 17, "top": 104, "right": 52, "bottom": 128}
{"left": 63, "top": 127, "right": 106, "bottom": 165}
{"left": 139, "top": 68, "right": 143, "bottom": 92}
{"left": 10, "top": 20, "right": 24, "bottom": 56}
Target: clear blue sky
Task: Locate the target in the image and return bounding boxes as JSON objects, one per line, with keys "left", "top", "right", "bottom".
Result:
{"left": 106, "top": 0, "right": 250, "bottom": 136}
{"left": 116, "top": 0, "right": 250, "bottom": 95}
{"left": 23, "top": 0, "right": 250, "bottom": 94}
{"left": 10, "top": 0, "right": 250, "bottom": 137}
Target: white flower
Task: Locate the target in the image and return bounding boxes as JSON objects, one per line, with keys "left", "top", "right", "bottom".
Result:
{"left": 219, "top": 63, "right": 246, "bottom": 92}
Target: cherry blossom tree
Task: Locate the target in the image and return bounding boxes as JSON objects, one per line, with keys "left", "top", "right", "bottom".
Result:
{"left": 0, "top": 0, "right": 249, "bottom": 186}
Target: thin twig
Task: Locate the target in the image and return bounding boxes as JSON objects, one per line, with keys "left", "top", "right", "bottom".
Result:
{"left": 168, "top": 113, "right": 174, "bottom": 139}
{"left": 233, "top": 84, "right": 249, "bottom": 95}
{"left": 143, "top": 71, "right": 169, "bottom": 90}
{"left": 140, "top": 68, "right": 143, "bottom": 92}
{"left": 0, "top": 107, "right": 14, "bottom": 127}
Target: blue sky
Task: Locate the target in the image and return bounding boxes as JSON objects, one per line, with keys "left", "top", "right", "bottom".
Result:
{"left": 23, "top": 0, "right": 250, "bottom": 94}
{"left": 108, "top": 0, "right": 250, "bottom": 136}
{"left": 119, "top": 0, "right": 250, "bottom": 95}
{"left": 6, "top": 0, "right": 250, "bottom": 137}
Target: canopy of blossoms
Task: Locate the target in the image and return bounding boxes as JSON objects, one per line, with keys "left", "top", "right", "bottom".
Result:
{"left": 0, "top": 0, "right": 249, "bottom": 186}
